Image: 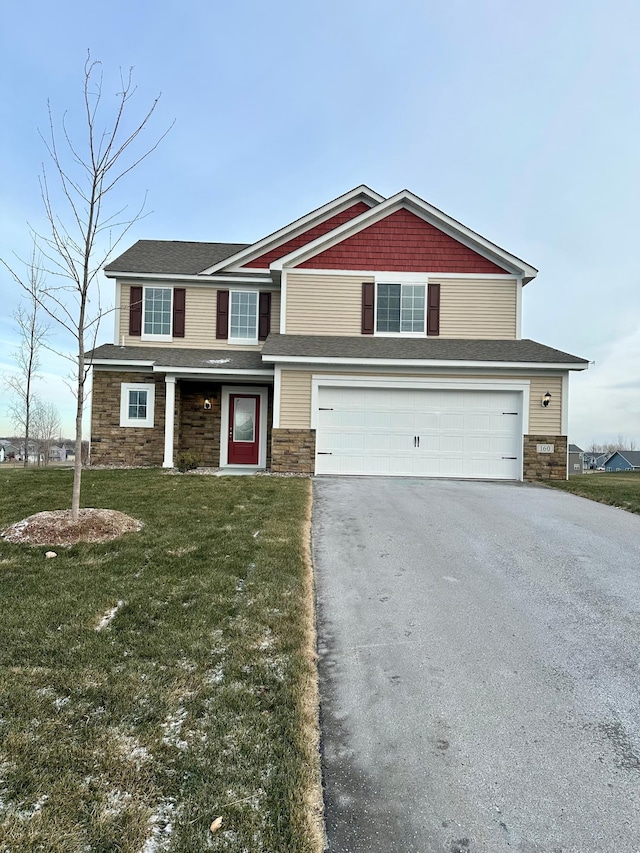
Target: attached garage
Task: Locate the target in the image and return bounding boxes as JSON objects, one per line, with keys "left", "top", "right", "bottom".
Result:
{"left": 314, "top": 383, "right": 525, "bottom": 480}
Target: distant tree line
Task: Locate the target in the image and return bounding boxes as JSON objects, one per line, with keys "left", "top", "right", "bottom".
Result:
{"left": 587, "top": 436, "right": 637, "bottom": 456}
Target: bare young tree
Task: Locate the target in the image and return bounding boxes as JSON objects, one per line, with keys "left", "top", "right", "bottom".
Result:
{"left": 3, "top": 249, "right": 48, "bottom": 468}
{"left": 3, "top": 52, "right": 170, "bottom": 521}
{"left": 31, "top": 401, "right": 62, "bottom": 466}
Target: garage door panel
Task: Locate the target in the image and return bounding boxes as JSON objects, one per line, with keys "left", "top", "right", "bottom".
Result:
{"left": 316, "top": 386, "right": 523, "bottom": 480}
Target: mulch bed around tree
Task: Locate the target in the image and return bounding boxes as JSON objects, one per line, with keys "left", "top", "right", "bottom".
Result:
{"left": 1, "top": 508, "right": 142, "bottom": 546}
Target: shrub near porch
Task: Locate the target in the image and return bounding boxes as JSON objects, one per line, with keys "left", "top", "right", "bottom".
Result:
{"left": 0, "top": 468, "right": 321, "bottom": 853}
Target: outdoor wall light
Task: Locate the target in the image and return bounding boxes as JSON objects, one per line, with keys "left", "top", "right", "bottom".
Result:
{"left": 203, "top": 398, "right": 212, "bottom": 411}
{"left": 541, "top": 391, "right": 552, "bottom": 408}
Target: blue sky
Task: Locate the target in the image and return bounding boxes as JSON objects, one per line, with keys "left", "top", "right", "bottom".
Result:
{"left": 1, "top": 0, "right": 639, "bottom": 448}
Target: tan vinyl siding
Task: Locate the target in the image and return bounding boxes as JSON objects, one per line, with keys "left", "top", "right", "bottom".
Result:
{"left": 284, "top": 274, "right": 516, "bottom": 338}
{"left": 528, "top": 375, "right": 562, "bottom": 433}
{"left": 119, "top": 283, "right": 280, "bottom": 350}
{"left": 280, "top": 370, "right": 313, "bottom": 428}
{"left": 278, "top": 369, "right": 564, "bottom": 433}
{"left": 438, "top": 278, "right": 517, "bottom": 339}
{"left": 285, "top": 273, "right": 371, "bottom": 335}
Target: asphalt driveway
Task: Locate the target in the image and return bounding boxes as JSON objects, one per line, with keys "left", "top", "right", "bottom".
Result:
{"left": 312, "top": 478, "right": 640, "bottom": 852}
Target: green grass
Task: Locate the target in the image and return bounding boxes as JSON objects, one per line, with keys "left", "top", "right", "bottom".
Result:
{"left": 546, "top": 471, "right": 640, "bottom": 515}
{"left": 0, "top": 468, "right": 322, "bottom": 853}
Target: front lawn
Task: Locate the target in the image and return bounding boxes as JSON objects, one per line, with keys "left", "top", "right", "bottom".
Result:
{"left": 546, "top": 471, "right": 640, "bottom": 515}
{"left": 0, "top": 468, "right": 322, "bottom": 852}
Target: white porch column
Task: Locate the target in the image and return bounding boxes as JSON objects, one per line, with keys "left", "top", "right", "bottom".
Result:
{"left": 163, "top": 375, "right": 176, "bottom": 468}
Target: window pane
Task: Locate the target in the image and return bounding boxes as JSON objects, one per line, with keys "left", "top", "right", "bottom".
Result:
{"left": 233, "top": 398, "right": 255, "bottom": 442}
{"left": 230, "top": 291, "right": 258, "bottom": 340}
{"left": 144, "top": 288, "right": 171, "bottom": 335}
{"left": 400, "top": 285, "right": 425, "bottom": 333}
{"left": 128, "top": 390, "right": 147, "bottom": 420}
{"left": 376, "top": 284, "right": 401, "bottom": 332}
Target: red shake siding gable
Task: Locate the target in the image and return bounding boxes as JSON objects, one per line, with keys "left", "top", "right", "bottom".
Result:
{"left": 244, "top": 202, "right": 371, "bottom": 268}
{"left": 295, "top": 208, "right": 511, "bottom": 274}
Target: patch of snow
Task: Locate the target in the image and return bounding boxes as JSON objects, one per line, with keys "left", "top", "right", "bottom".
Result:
{"left": 162, "top": 707, "right": 189, "bottom": 750}
{"left": 95, "top": 600, "right": 125, "bottom": 631}
{"left": 16, "top": 793, "right": 49, "bottom": 820}
{"left": 54, "top": 696, "right": 70, "bottom": 710}
{"left": 141, "top": 798, "right": 176, "bottom": 853}
{"left": 207, "top": 358, "right": 231, "bottom": 365}
{"left": 102, "top": 788, "right": 132, "bottom": 818}
{"left": 205, "top": 664, "right": 224, "bottom": 685}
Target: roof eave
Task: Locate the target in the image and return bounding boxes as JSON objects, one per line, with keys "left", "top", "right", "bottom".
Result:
{"left": 200, "top": 185, "right": 385, "bottom": 274}
{"left": 271, "top": 190, "right": 538, "bottom": 280}
{"left": 260, "top": 354, "right": 588, "bottom": 370}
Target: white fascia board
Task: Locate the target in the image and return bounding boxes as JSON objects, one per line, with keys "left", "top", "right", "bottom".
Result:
{"left": 262, "top": 355, "right": 588, "bottom": 371}
{"left": 284, "top": 268, "right": 516, "bottom": 280}
{"left": 199, "top": 185, "right": 385, "bottom": 274}
{"left": 271, "top": 190, "right": 538, "bottom": 282}
{"left": 91, "top": 359, "right": 156, "bottom": 368}
{"left": 104, "top": 271, "right": 273, "bottom": 285}
{"left": 153, "top": 366, "right": 274, "bottom": 377}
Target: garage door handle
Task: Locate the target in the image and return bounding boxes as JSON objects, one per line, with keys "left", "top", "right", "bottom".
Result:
{"left": 502, "top": 412, "right": 518, "bottom": 415}
{"left": 318, "top": 452, "right": 333, "bottom": 455}
{"left": 413, "top": 436, "right": 420, "bottom": 448}
{"left": 319, "top": 407, "right": 334, "bottom": 411}
{"left": 502, "top": 456, "right": 517, "bottom": 460}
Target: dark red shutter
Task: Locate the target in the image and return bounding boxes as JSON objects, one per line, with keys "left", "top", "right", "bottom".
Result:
{"left": 427, "top": 282, "right": 440, "bottom": 336}
{"left": 173, "top": 288, "right": 185, "bottom": 338}
{"left": 129, "top": 286, "right": 142, "bottom": 336}
{"left": 216, "top": 290, "right": 229, "bottom": 339}
{"left": 258, "top": 292, "right": 271, "bottom": 341}
{"left": 361, "top": 282, "right": 375, "bottom": 334}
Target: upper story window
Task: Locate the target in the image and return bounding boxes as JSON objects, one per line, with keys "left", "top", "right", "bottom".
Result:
{"left": 143, "top": 287, "right": 172, "bottom": 339}
{"left": 229, "top": 291, "right": 258, "bottom": 344}
{"left": 376, "top": 282, "right": 426, "bottom": 335}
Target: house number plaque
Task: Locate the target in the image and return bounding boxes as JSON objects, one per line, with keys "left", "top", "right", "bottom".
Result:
{"left": 536, "top": 444, "right": 554, "bottom": 453}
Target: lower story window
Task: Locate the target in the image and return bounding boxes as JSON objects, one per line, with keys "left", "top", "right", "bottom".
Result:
{"left": 120, "top": 382, "right": 155, "bottom": 428}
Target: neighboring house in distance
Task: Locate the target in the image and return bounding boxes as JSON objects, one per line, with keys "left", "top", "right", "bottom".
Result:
{"left": 568, "top": 444, "right": 584, "bottom": 474}
{"left": 87, "top": 186, "right": 589, "bottom": 481}
{"left": 585, "top": 452, "right": 612, "bottom": 470}
{"left": 0, "top": 442, "right": 19, "bottom": 462}
{"left": 604, "top": 451, "right": 640, "bottom": 472}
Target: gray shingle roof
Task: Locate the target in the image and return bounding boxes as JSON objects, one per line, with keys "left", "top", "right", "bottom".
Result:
{"left": 608, "top": 450, "right": 640, "bottom": 466}
{"left": 87, "top": 344, "right": 267, "bottom": 372}
{"left": 103, "top": 240, "right": 250, "bottom": 275}
{"left": 568, "top": 444, "right": 584, "bottom": 453}
{"left": 260, "top": 335, "right": 589, "bottom": 364}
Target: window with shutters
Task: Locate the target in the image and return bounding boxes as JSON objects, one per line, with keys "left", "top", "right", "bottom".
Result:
{"left": 374, "top": 275, "right": 426, "bottom": 336}
{"left": 143, "top": 287, "right": 172, "bottom": 339}
{"left": 229, "top": 291, "right": 258, "bottom": 344}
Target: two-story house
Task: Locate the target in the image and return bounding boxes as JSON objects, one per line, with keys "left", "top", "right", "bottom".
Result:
{"left": 88, "top": 186, "right": 588, "bottom": 480}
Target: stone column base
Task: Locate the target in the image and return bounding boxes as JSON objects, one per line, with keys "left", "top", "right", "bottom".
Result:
{"left": 523, "top": 435, "right": 567, "bottom": 480}
{"left": 271, "top": 429, "right": 316, "bottom": 473}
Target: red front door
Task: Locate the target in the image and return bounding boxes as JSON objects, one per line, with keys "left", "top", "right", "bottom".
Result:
{"left": 228, "top": 394, "right": 260, "bottom": 465}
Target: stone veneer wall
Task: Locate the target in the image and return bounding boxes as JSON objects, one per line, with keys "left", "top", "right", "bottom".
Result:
{"left": 271, "top": 428, "right": 316, "bottom": 473}
{"left": 179, "top": 384, "right": 221, "bottom": 467}
{"left": 90, "top": 371, "right": 169, "bottom": 466}
{"left": 523, "top": 435, "right": 567, "bottom": 481}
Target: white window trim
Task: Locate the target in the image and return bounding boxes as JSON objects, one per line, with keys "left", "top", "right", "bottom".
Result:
{"left": 120, "top": 382, "right": 155, "bottom": 428}
{"left": 228, "top": 290, "right": 259, "bottom": 345}
{"left": 141, "top": 286, "right": 173, "bottom": 341}
{"left": 374, "top": 274, "right": 428, "bottom": 337}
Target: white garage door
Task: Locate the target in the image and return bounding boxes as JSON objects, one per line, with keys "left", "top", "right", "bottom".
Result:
{"left": 315, "top": 386, "right": 523, "bottom": 480}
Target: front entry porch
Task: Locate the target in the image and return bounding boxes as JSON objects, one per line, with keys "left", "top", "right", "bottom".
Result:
{"left": 163, "top": 378, "right": 272, "bottom": 470}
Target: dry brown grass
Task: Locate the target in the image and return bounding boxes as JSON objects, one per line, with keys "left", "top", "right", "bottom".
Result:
{"left": 1, "top": 508, "right": 142, "bottom": 546}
